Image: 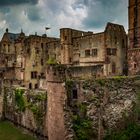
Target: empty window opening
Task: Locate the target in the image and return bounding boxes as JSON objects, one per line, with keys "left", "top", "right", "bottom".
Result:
{"left": 31, "top": 71, "right": 37, "bottom": 79}
{"left": 41, "top": 59, "right": 44, "bottom": 66}
{"left": 72, "top": 89, "right": 78, "bottom": 99}
{"left": 134, "top": 63, "right": 137, "bottom": 69}
{"left": 112, "top": 63, "right": 116, "bottom": 74}
{"left": 35, "top": 84, "right": 38, "bottom": 89}
{"left": 85, "top": 50, "right": 90, "bottom": 57}
{"left": 92, "top": 49, "right": 98, "bottom": 57}
{"left": 29, "top": 83, "right": 32, "bottom": 89}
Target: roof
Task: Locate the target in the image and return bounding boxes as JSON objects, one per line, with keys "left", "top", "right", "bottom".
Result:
{"left": 6, "top": 33, "right": 20, "bottom": 42}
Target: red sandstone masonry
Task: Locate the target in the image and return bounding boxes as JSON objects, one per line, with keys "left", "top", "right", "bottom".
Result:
{"left": 46, "top": 66, "right": 66, "bottom": 140}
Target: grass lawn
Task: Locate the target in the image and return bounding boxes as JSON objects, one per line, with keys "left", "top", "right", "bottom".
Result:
{"left": 0, "top": 121, "right": 37, "bottom": 140}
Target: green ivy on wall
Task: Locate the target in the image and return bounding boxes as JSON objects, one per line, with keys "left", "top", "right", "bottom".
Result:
{"left": 15, "top": 88, "right": 26, "bottom": 112}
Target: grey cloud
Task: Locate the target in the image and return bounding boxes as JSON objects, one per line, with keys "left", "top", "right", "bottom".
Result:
{"left": 0, "top": 0, "right": 38, "bottom": 6}
{"left": 0, "top": 7, "right": 10, "bottom": 14}
{"left": 81, "top": 0, "right": 128, "bottom": 29}
{"left": 26, "top": 7, "right": 41, "bottom": 21}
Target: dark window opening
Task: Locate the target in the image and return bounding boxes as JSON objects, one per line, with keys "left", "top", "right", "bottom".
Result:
{"left": 107, "top": 48, "right": 111, "bottom": 55}
{"left": 61, "top": 45, "right": 63, "bottom": 50}
{"left": 27, "top": 48, "right": 30, "bottom": 54}
{"left": 8, "top": 44, "right": 10, "bottom": 52}
{"left": 35, "top": 84, "right": 38, "bottom": 89}
{"left": 72, "top": 89, "right": 78, "bottom": 99}
{"left": 41, "top": 43, "right": 44, "bottom": 49}
{"left": 92, "top": 49, "right": 98, "bottom": 56}
{"left": 112, "top": 48, "right": 117, "bottom": 55}
{"left": 69, "top": 57, "right": 72, "bottom": 63}
{"left": 64, "top": 36, "right": 67, "bottom": 40}
{"left": 134, "top": 63, "right": 137, "bottom": 69}
{"left": 85, "top": 50, "right": 90, "bottom": 57}
{"left": 41, "top": 59, "right": 44, "bottom": 66}
{"left": 40, "top": 73, "right": 45, "bottom": 79}
{"left": 112, "top": 63, "right": 116, "bottom": 74}
{"left": 21, "top": 62, "right": 23, "bottom": 67}
{"left": 122, "top": 39, "right": 125, "bottom": 48}
{"left": 29, "top": 83, "right": 32, "bottom": 89}
{"left": 31, "top": 71, "right": 37, "bottom": 79}
{"left": 107, "top": 48, "right": 117, "bottom": 56}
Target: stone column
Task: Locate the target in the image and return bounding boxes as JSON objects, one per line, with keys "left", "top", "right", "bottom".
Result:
{"left": 46, "top": 65, "right": 66, "bottom": 140}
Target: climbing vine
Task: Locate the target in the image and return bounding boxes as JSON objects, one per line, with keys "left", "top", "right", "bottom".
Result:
{"left": 15, "top": 88, "right": 26, "bottom": 112}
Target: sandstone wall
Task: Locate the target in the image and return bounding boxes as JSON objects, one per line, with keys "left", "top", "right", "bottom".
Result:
{"left": 65, "top": 76, "right": 140, "bottom": 140}
{"left": 3, "top": 86, "right": 48, "bottom": 139}
{"left": 0, "top": 80, "right": 3, "bottom": 119}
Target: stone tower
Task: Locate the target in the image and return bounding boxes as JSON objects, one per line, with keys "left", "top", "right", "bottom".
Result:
{"left": 128, "top": 0, "right": 140, "bottom": 75}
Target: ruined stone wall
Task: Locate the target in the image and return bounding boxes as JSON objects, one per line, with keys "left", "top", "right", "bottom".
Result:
{"left": 72, "top": 33, "right": 105, "bottom": 66}
{"left": 24, "top": 35, "right": 60, "bottom": 89}
{"left": 60, "top": 28, "right": 93, "bottom": 64}
{"left": 105, "top": 23, "right": 127, "bottom": 76}
{"left": 69, "top": 65, "right": 104, "bottom": 79}
{"left": 65, "top": 23, "right": 127, "bottom": 77}
{"left": 47, "top": 40, "right": 61, "bottom": 63}
{"left": 65, "top": 76, "right": 140, "bottom": 139}
{"left": 128, "top": 0, "right": 140, "bottom": 75}
{"left": 3, "top": 86, "right": 48, "bottom": 139}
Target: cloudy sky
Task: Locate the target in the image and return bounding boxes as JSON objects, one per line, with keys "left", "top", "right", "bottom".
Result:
{"left": 0, "top": 0, "right": 128, "bottom": 39}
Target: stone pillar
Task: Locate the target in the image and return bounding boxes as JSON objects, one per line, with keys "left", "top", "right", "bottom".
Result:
{"left": 0, "top": 80, "right": 4, "bottom": 120}
{"left": 46, "top": 65, "right": 66, "bottom": 140}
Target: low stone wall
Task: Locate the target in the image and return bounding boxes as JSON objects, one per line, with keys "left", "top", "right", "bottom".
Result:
{"left": 3, "top": 86, "right": 48, "bottom": 139}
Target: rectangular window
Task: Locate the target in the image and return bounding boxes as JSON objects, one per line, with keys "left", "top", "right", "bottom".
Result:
{"left": 41, "top": 43, "right": 44, "bottom": 50}
{"left": 112, "top": 48, "right": 117, "bottom": 55}
{"left": 8, "top": 44, "right": 10, "bottom": 52}
{"left": 107, "top": 48, "right": 111, "bottom": 55}
{"left": 92, "top": 49, "right": 98, "bottom": 57}
{"left": 64, "top": 36, "right": 67, "bottom": 40}
{"left": 112, "top": 63, "right": 116, "bottom": 74}
{"left": 31, "top": 71, "right": 37, "bottom": 79}
{"left": 106, "top": 48, "right": 117, "bottom": 56}
{"left": 41, "top": 59, "right": 44, "bottom": 66}
{"left": 85, "top": 50, "right": 90, "bottom": 57}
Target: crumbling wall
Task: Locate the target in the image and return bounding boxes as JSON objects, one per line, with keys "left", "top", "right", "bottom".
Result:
{"left": 3, "top": 86, "right": 48, "bottom": 139}
{"left": 65, "top": 76, "right": 140, "bottom": 140}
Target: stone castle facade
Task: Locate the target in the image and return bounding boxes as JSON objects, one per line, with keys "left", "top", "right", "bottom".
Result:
{"left": 0, "top": 22, "right": 127, "bottom": 89}
{"left": 0, "top": 1, "right": 140, "bottom": 140}
{"left": 0, "top": 0, "right": 140, "bottom": 89}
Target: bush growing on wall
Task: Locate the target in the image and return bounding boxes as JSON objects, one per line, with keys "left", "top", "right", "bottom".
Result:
{"left": 15, "top": 88, "right": 26, "bottom": 112}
